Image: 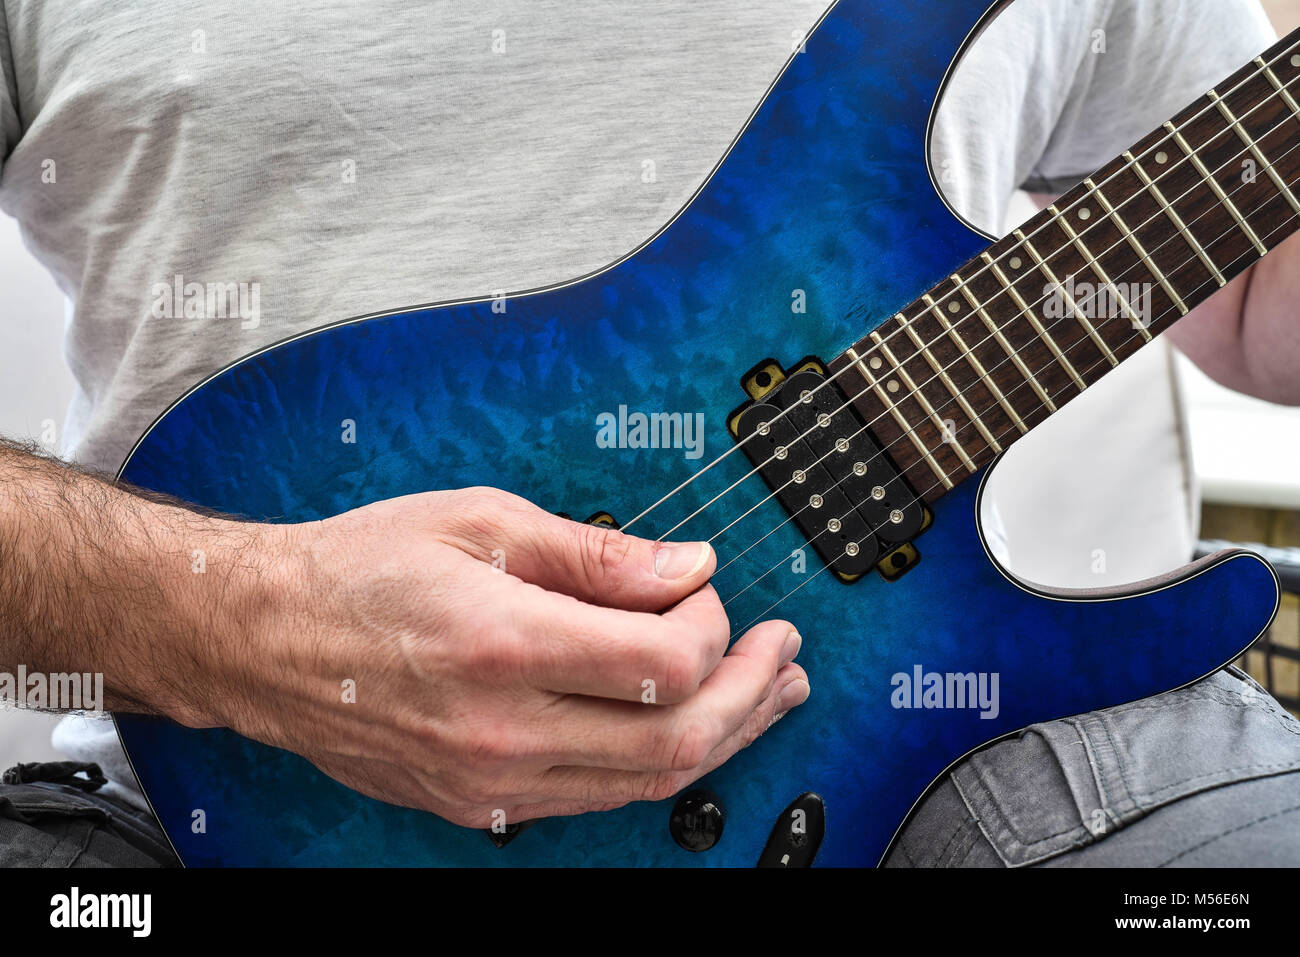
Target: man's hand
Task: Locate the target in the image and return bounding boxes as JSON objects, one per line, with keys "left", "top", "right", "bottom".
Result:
{"left": 205, "top": 487, "right": 808, "bottom": 827}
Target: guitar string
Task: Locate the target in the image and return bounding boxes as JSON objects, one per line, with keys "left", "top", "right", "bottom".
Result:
{"left": 693, "top": 67, "right": 1300, "bottom": 575}
{"left": 656, "top": 51, "right": 1300, "bottom": 544}
{"left": 634, "top": 40, "right": 1300, "bottom": 543}
{"left": 726, "top": 189, "right": 1300, "bottom": 636}
{"left": 720, "top": 127, "right": 1300, "bottom": 608}
{"left": 620, "top": 35, "right": 1300, "bottom": 536}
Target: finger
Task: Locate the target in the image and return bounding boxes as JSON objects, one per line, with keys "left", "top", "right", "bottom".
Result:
{"left": 451, "top": 664, "right": 810, "bottom": 826}
{"left": 441, "top": 487, "right": 716, "bottom": 612}
{"left": 506, "top": 663, "right": 809, "bottom": 813}
{"left": 516, "top": 619, "right": 802, "bottom": 772}
{"left": 695, "top": 660, "right": 810, "bottom": 770}
{"left": 512, "top": 583, "right": 733, "bottom": 703}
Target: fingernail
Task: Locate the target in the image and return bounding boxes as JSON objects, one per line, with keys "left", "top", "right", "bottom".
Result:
{"left": 654, "top": 542, "right": 711, "bottom": 579}
{"left": 776, "top": 678, "right": 810, "bottom": 714}
{"left": 780, "top": 629, "right": 802, "bottom": 666}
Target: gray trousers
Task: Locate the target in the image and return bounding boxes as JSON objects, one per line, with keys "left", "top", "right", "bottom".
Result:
{"left": 886, "top": 667, "right": 1300, "bottom": 867}
{"left": 3, "top": 666, "right": 1299, "bottom": 866}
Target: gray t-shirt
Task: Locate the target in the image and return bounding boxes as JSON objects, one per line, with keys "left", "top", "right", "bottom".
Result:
{"left": 0, "top": 0, "right": 1276, "bottom": 804}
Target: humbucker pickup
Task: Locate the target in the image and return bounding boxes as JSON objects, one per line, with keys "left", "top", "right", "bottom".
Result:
{"left": 728, "top": 357, "right": 929, "bottom": 583}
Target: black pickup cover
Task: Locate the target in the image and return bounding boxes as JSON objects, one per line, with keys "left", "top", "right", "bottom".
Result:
{"left": 734, "top": 367, "right": 926, "bottom": 581}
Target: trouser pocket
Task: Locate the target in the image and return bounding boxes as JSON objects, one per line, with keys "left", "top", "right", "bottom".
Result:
{"left": 950, "top": 668, "right": 1300, "bottom": 866}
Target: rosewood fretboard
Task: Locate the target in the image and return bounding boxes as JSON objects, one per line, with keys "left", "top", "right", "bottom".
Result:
{"left": 829, "top": 27, "right": 1300, "bottom": 505}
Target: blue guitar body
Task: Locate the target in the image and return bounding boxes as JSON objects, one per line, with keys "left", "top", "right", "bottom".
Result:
{"left": 115, "top": 0, "right": 1279, "bottom": 866}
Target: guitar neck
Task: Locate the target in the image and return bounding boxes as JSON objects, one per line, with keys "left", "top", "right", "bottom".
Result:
{"left": 830, "top": 26, "right": 1300, "bottom": 505}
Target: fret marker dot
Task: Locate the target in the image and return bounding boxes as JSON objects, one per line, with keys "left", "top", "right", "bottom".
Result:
{"left": 948, "top": 301, "right": 960, "bottom": 313}
{"left": 869, "top": 356, "right": 883, "bottom": 370}
{"left": 1292, "top": 54, "right": 1300, "bottom": 67}
{"left": 1155, "top": 151, "right": 1168, "bottom": 164}
{"left": 1009, "top": 256, "right": 1022, "bottom": 269}
{"left": 886, "top": 380, "right": 900, "bottom": 393}
{"left": 1078, "top": 207, "right": 1091, "bottom": 220}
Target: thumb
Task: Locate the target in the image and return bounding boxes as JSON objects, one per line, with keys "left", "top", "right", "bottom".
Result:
{"left": 452, "top": 489, "right": 716, "bottom": 611}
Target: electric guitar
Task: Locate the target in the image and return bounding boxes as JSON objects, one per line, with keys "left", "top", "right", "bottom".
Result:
{"left": 114, "top": 1, "right": 1296, "bottom": 865}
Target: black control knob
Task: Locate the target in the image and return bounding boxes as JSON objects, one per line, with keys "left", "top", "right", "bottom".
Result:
{"left": 668, "top": 789, "right": 725, "bottom": 852}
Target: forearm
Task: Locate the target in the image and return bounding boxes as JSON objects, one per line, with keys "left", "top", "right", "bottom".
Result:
{"left": 0, "top": 440, "right": 275, "bottom": 724}
{"left": 1165, "top": 230, "right": 1300, "bottom": 405}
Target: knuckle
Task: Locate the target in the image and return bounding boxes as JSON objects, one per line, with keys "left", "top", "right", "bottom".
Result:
{"left": 575, "top": 521, "right": 634, "bottom": 588}
{"left": 659, "top": 715, "right": 715, "bottom": 772}
{"left": 440, "top": 486, "right": 507, "bottom": 543}
{"left": 660, "top": 645, "right": 706, "bottom": 701}
{"left": 457, "top": 723, "right": 525, "bottom": 769}
{"left": 641, "top": 771, "right": 691, "bottom": 803}
{"left": 460, "top": 485, "right": 513, "bottom": 512}
{"left": 743, "top": 701, "right": 774, "bottom": 745}
{"left": 443, "top": 486, "right": 534, "bottom": 555}
{"left": 459, "top": 629, "right": 528, "bottom": 682}
{"left": 702, "top": 597, "right": 731, "bottom": 659}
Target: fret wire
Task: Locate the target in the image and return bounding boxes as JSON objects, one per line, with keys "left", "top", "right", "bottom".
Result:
{"left": 868, "top": 330, "right": 977, "bottom": 473}
{"left": 1258, "top": 56, "right": 1300, "bottom": 119}
{"left": 893, "top": 313, "right": 1004, "bottom": 453}
{"left": 1209, "top": 90, "right": 1300, "bottom": 216}
{"left": 989, "top": 244, "right": 1104, "bottom": 377}
{"left": 922, "top": 293, "right": 1029, "bottom": 434}
{"left": 1086, "top": 176, "right": 1190, "bottom": 315}
{"left": 949, "top": 274, "right": 1059, "bottom": 410}
{"left": 1047, "top": 203, "right": 1152, "bottom": 343}
{"left": 844, "top": 346, "right": 954, "bottom": 489}
{"left": 1008, "top": 232, "right": 1117, "bottom": 369}
{"left": 1164, "top": 119, "right": 1269, "bottom": 255}
{"left": 1124, "top": 149, "right": 1228, "bottom": 286}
